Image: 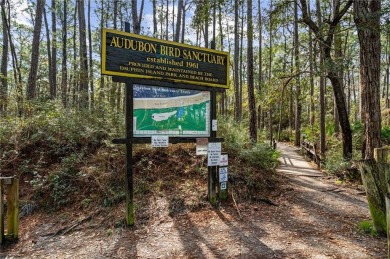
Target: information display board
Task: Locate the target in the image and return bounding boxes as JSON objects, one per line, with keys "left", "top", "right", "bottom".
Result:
{"left": 133, "top": 84, "right": 210, "bottom": 137}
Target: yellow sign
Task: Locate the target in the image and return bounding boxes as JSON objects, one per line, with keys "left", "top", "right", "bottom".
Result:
{"left": 101, "top": 28, "right": 230, "bottom": 89}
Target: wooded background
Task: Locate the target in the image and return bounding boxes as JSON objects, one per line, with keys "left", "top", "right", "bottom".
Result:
{"left": 0, "top": 0, "right": 388, "bottom": 161}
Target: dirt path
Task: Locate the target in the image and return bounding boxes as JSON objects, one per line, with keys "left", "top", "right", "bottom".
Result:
{"left": 2, "top": 143, "right": 387, "bottom": 258}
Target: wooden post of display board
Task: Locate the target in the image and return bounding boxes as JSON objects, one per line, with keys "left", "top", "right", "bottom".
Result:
{"left": 125, "top": 82, "right": 134, "bottom": 226}
{"left": 124, "top": 22, "right": 134, "bottom": 226}
{"left": 208, "top": 90, "right": 218, "bottom": 205}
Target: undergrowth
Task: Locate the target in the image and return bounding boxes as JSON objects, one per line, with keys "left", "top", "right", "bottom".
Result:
{"left": 0, "top": 103, "right": 281, "bottom": 222}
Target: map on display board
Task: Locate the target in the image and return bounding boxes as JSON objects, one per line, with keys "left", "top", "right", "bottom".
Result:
{"left": 133, "top": 84, "right": 210, "bottom": 137}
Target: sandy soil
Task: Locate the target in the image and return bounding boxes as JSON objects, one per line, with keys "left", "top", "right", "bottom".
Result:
{"left": 1, "top": 142, "right": 386, "bottom": 258}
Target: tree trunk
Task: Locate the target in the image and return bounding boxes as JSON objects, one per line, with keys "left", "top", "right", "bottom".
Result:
{"left": 233, "top": 0, "right": 240, "bottom": 121}
{"left": 308, "top": 1, "right": 315, "bottom": 127}
{"left": 204, "top": 0, "right": 209, "bottom": 48}
{"left": 257, "top": 0, "right": 262, "bottom": 129}
{"left": 247, "top": 0, "right": 257, "bottom": 143}
{"left": 301, "top": 0, "right": 353, "bottom": 160}
{"left": 357, "top": 159, "right": 388, "bottom": 236}
{"left": 27, "top": 0, "right": 45, "bottom": 100}
{"left": 0, "top": 0, "right": 8, "bottom": 113}
{"left": 174, "top": 0, "right": 183, "bottom": 42}
{"left": 294, "top": 0, "right": 301, "bottom": 147}
{"left": 72, "top": 1, "right": 78, "bottom": 106}
{"left": 239, "top": 2, "right": 244, "bottom": 117}
{"left": 354, "top": 0, "right": 382, "bottom": 160}
{"left": 88, "top": 0, "right": 94, "bottom": 109}
{"left": 165, "top": 0, "right": 169, "bottom": 39}
{"left": 78, "top": 0, "right": 89, "bottom": 109}
{"left": 132, "top": 0, "right": 144, "bottom": 34}
{"left": 43, "top": 7, "right": 52, "bottom": 98}
{"left": 181, "top": 2, "right": 187, "bottom": 43}
{"left": 61, "top": 0, "right": 68, "bottom": 107}
{"left": 51, "top": 0, "right": 57, "bottom": 99}
{"left": 153, "top": 0, "right": 157, "bottom": 37}
{"left": 386, "top": 27, "right": 390, "bottom": 109}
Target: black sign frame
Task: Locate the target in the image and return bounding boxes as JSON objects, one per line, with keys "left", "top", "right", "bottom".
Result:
{"left": 102, "top": 28, "right": 230, "bottom": 89}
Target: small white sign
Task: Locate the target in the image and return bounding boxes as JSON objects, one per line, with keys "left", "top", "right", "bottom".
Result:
{"left": 219, "top": 167, "right": 228, "bottom": 182}
{"left": 196, "top": 138, "right": 208, "bottom": 155}
{"left": 220, "top": 154, "right": 228, "bottom": 166}
{"left": 212, "top": 120, "right": 218, "bottom": 131}
{"left": 151, "top": 136, "right": 169, "bottom": 147}
{"left": 208, "top": 142, "right": 222, "bottom": 166}
{"left": 220, "top": 182, "right": 227, "bottom": 190}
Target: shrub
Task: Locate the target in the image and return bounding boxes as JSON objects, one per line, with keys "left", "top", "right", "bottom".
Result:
{"left": 239, "top": 144, "right": 279, "bottom": 170}
{"left": 218, "top": 115, "right": 279, "bottom": 170}
{"left": 381, "top": 125, "right": 390, "bottom": 145}
{"left": 323, "top": 144, "right": 360, "bottom": 181}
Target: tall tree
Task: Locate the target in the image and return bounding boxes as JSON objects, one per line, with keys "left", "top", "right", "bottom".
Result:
{"left": 233, "top": 0, "right": 240, "bottom": 121}
{"left": 27, "top": 0, "right": 45, "bottom": 100}
{"left": 308, "top": 1, "right": 315, "bottom": 128}
{"left": 88, "top": 0, "right": 94, "bottom": 108}
{"left": 51, "top": 0, "right": 57, "bottom": 98}
{"left": 61, "top": 0, "right": 68, "bottom": 107}
{"left": 132, "top": 0, "right": 144, "bottom": 34}
{"left": 354, "top": 0, "right": 382, "bottom": 159}
{"left": 43, "top": 5, "right": 52, "bottom": 97}
{"left": 268, "top": 0, "right": 274, "bottom": 147}
{"left": 174, "top": 0, "right": 183, "bottom": 41}
{"left": 0, "top": 0, "right": 8, "bottom": 113}
{"left": 204, "top": 0, "right": 209, "bottom": 47}
{"left": 153, "top": 0, "right": 157, "bottom": 37}
{"left": 294, "top": 0, "right": 301, "bottom": 147}
{"left": 247, "top": 0, "right": 257, "bottom": 142}
{"left": 316, "top": 0, "right": 326, "bottom": 156}
{"left": 257, "top": 0, "right": 263, "bottom": 129}
{"left": 78, "top": 0, "right": 89, "bottom": 108}
{"left": 300, "top": 0, "right": 353, "bottom": 160}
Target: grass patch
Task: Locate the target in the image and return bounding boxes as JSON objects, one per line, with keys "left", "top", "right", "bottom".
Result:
{"left": 358, "top": 220, "right": 378, "bottom": 236}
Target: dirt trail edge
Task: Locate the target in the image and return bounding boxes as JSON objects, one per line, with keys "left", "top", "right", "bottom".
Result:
{"left": 2, "top": 143, "right": 387, "bottom": 258}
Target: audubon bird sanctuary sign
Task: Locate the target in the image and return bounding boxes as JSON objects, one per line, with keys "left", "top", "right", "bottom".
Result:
{"left": 101, "top": 28, "right": 229, "bottom": 89}
{"left": 102, "top": 25, "right": 229, "bottom": 226}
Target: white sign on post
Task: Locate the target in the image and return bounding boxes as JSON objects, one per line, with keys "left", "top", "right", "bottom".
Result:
{"left": 208, "top": 142, "right": 221, "bottom": 166}
{"left": 212, "top": 120, "right": 218, "bottom": 131}
{"left": 219, "top": 167, "right": 228, "bottom": 182}
{"left": 196, "top": 138, "right": 208, "bottom": 155}
{"left": 220, "top": 154, "right": 228, "bottom": 166}
{"left": 220, "top": 182, "right": 227, "bottom": 190}
{"left": 151, "top": 136, "right": 169, "bottom": 147}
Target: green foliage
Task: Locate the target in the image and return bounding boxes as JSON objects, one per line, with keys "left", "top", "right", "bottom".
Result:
{"left": 239, "top": 144, "right": 279, "bottom": 170}
{"left": 0, "top": 100, "right": 127, "bottom": 210}
{"left": 352, "top": 121, "right": 363, "bottom": 150}
{"left": 358, "top": 220, "right": 378, "bottom": 236}
{"left": 301, "top": 125, "right": 319, "bottom": 143}
{"left": 278, "top": 128, "right": 292, "bottom": 142}
{"left": 218, "top": 116, "right": 251, "bottom": 153}
{"left": 218, "top": 115, "right": 279, "bottom": 170}
{"left": 323, "top": 143, "right": 360, "bottom": 181}
{"left": 381, "top": 125, "right": 390, "bottom": 145}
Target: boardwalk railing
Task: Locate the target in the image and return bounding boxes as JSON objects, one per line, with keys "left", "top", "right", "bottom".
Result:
{"left": 301, "top": 140, "right": 321, "bottom": 166}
